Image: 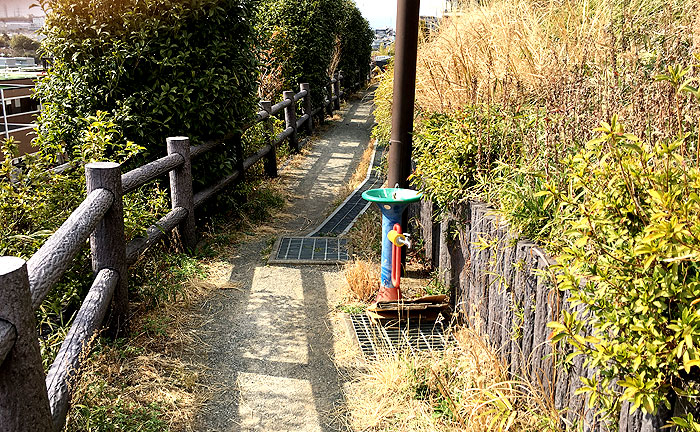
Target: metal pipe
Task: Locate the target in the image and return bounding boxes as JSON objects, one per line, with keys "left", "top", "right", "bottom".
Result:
{"left": 1, "top": 88, "right": 9, "bottom": 141}
{"left": 387, "top": 0, "right": 421, "bottom": 189}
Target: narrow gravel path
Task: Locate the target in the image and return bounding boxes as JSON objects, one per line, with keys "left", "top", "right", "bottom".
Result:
{"left": 194, "top": 88, "right": 376, "bottom": 432}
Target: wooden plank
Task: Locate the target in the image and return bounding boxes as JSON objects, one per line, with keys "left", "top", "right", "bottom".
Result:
{"left": 530, "top": 253, "right": 550, "bottom": 389}
{"left": 27, "top": 188, "right": 113, "bottom": 311}
{"left": 438, "top": 213, "right": 454, "bottom": 291}
{"left": 518, "top": 242, "right": 538, "bottom": 379}
{"left": 0, "top": 257, "right": 52, "bottom": 431}
{"left": 467, "top": 203, "right": 486, "bottom": 329}
{"left": 553, "top": 289, "right": 571, "bottom": 413}
{"left": 485, "top": 211, "right": 503, "bottom": 351}
{"left": 499, "top": 226, "right": 517, "bottom": 366}
{"left": 45, "top": 268, "right": 119, "bottom": 431}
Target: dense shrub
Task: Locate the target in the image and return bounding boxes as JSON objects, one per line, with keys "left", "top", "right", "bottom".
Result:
{"left": 549, "top": 117, "right": 700, "bottom": 428}
{"left": 337, "top": 0, "right": 373, "bottom": 91}
{"left": 255, "top": 0, "right": 371, "bottom": 106}
{"left": 255, "top": 0, "right": 340, "bottom": 106}
{"left": 36, "top": 0, "right": 258, "bottom": 166}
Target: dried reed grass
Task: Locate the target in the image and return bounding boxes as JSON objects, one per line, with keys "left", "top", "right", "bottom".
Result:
{"left": 344, "top": 259, "right": 380, "bottom": 302}
{"left": 414, "top": 0, "right": 698, "bottom": 133}
{"left": 345, "top": 326, "right": 562, "bottom": 432}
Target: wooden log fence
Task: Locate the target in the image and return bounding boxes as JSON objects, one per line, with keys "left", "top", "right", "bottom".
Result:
{"left": 412, "top": 199, "right": 671, "bottom": 432}
{"left": 0, "top": 72, "right": 364, "bottom": 431}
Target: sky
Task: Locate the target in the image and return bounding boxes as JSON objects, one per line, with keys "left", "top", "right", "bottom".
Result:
{"left": 1, "top": 0, "right": 446, "bottom": 28}
{"left": 0, "top": 0, "right": 43, "bottom": 18}
{"left": 354, "top": 0, "right": 447, "bottom": 29}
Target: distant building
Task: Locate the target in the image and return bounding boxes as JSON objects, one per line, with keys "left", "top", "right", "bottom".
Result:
{"left": 372, "top": 27, "right": 395, "bottom": 52}
{"left": 420, "top": 16, "right": 441, "bottom": 33}
{"left": 0, "top": 57, "right": 36, "bottom": 69}
{"left": 0, "top": 75, "right": 42, "bottom": 160}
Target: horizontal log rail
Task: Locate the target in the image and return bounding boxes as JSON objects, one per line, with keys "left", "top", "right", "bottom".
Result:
{"left": 121, "top": 153, "right": 184, "bottom": 194}
{"left": 45, "top": 268, "right": 119, "bottom": 430}
{"left": 27, "top": 188, "right": 114, "bottom": 311}
{"left": 126, "top": 207, "right": 189, "bottom": 265}
{"left": 0, "top": 69, "right": 364, "bottom": 432}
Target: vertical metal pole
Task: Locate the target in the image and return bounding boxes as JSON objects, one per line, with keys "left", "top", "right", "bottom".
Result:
{"left": 1, "top": 89, "right": 9, "bottom": 141}
{"left": 387, "top": 0, "right": 421, "bottom": 189}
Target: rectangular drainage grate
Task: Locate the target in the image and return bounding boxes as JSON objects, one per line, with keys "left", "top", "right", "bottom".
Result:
{"left": 269, "top": 237, "right": 349, "bottom": 264}
{"left": 348, "top": 313, "right": 451, "bottom": 358}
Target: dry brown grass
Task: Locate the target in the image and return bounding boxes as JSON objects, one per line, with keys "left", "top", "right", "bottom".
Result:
{"left": 65, "top": 268, "right": 219, "bottom": 431}
{"left": 331, "top": 139, "right": 376, "bottom": 209}
{"left": 66, "top": 182, "right": 289, "bottom": 431}
{"left": 348, "top": 205, "right": 382, "bottom": 262}
{"left": 345, "top": 326, "right": 562, "bottom": 432}
{"left": 414, "top": 0, "right": 699, "bottom": 142}
{"left": 344, "top": 259, "right": 380, "bottom": 302}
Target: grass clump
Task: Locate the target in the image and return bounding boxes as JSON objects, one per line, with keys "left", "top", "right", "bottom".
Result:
{"left": 346, "top": 327, "right": 561, "bottom": 432}
{"left": 343, "top": 259, "right": 379, "bottom": 303}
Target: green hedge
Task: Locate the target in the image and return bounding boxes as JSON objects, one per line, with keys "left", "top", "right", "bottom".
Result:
{"left": 255, "top": 0, "right": 372, "bottom": 107}
{"left": 36, "top": 0, "right": 258, "bottom": 164}
{"left": 337, "top": 0, "right": 373, "bottom": 90}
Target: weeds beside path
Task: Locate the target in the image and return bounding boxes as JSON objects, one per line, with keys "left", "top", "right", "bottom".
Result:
{"left": 193, "top": 88, "right": 377, "bottom": 431}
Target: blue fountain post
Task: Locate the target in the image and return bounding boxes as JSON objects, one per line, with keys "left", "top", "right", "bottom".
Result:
{"left": 378, "top": 202, "right": 409, "bottom": 301}
{"left": 361, "top": 188, "right": 422, "bottom": 302}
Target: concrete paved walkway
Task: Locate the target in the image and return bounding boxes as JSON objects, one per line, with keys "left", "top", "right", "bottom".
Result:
{"left": 195, "top": 89, "right": 376, "bottom": 431}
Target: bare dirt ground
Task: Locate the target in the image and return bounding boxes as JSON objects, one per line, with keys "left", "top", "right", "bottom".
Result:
{"left": 193, "top": 88, "right": 377, "bottom": 432}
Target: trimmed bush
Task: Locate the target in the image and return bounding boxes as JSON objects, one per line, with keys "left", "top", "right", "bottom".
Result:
{"left": 255, "top": 0, "right": 340, "bottom": 107}
{"left": 36, "top": 0, "right": 258, "bottom": 164}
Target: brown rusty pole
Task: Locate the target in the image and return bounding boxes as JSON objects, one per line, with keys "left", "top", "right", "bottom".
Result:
{"left": 387, "top": 0, "right": 420, "bottom": 189}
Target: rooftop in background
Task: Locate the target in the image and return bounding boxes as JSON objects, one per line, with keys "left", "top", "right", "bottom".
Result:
{"left": 0, "top": 0, "right": 45, "bottom": 19}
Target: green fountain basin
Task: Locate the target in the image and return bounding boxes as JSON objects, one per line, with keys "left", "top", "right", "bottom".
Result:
{"left": 361, "top": 188, "right": 422, "bottom": 204}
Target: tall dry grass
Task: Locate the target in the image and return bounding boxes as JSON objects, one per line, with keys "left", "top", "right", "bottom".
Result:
{"left": 414, "top": 0, "right": 699, "bottom": 143}
{"left": 345, "top": 327, "right": 562, "bottom": 432}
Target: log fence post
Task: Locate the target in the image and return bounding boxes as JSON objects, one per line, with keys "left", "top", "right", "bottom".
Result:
{"left": 231, "top": 131, "right": 247, "bottom": 203}
{"left": 283, "top": 90, "right": 299, "bottom": 152}
{"left": 86, "top": 162, "right": 128, "bottom": 331}
{"left": 261, "top": 101, "right": 277, "bottom": 177}
{"left": 166, "top": 137, "right": 197, "bottom": 251}
{"left": 300, "top": 83, "right": 313, "bottom": 134}
{"left": 325, "top": 78, "right": 333, "bottom": 116}
{"left": 333, "top": 71, "right": 341, "bottom": 110}
{"left": 0, "top": 257, "right": 52, "bottom": 431}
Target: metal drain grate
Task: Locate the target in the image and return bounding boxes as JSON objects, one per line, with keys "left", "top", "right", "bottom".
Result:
{"left": 307, "top": 145, "right": 386, "bottom": 237}
{"left": 349, "top": 313, "right": 451, "bottom": 358}
{"left": 269, "top": 237, "right": 349, "bottom": 264}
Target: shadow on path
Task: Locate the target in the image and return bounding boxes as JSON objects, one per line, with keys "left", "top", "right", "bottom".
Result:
{"left": 195, "top": 89, "right": 376, "bottom": 431}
